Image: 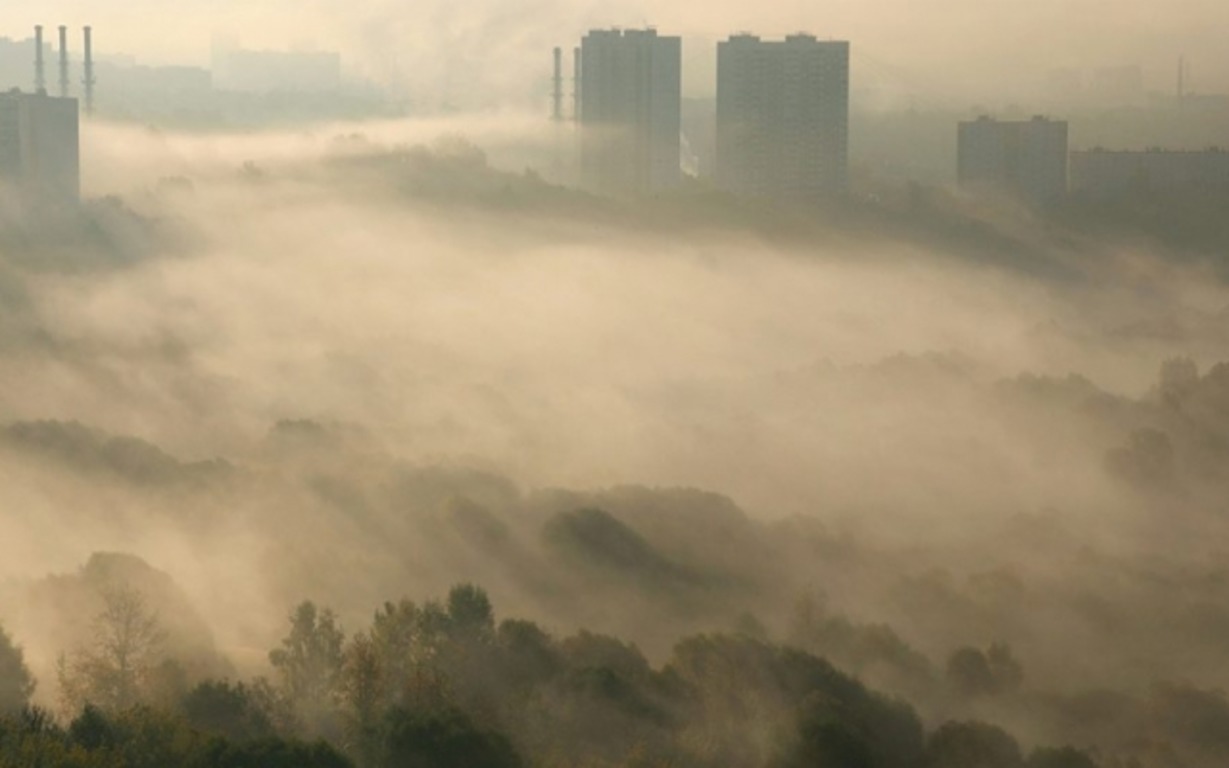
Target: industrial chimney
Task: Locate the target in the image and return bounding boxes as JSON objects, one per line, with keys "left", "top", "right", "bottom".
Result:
{"left": 1178, "top": 56, "right": 1186, "bottom": 105}
{"left": 57, "top": 25, "right": 69, "bottom": 98}
{"left": 34, "top": 26, "right": 46, "bottom": 93}
{"left": 552, "top": 47, "right": 563, "bottom": 121}
{"left": 572, "top": 46, "right": 582, "bottom": 122}
{"left": 83, "top": 26, "right": 95, "bottom": 114}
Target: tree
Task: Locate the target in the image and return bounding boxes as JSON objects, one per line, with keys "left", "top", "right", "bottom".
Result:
{"left": 922, "top": 721, "right": 1023, "bottom": 768}
{"left": 495, "top": 619, "right": 559, "bottom": 693}
{"left": 368, "top": 600, "right": 420, "bottom": 694}
{"left": 269, "top": 601, "right": 345, "bottom": 739}
{"left": 0, "top": 622, "right": 35, "bottom": 714}
{"left": 180, "top": 680, "right": 276, "bottom": 742}
{"left": 947, "top": 644, "right": 1022, "bottom": 698}
{"left": 340, "top": 633, "right": 384, "bottom": 767}
{"left": 985, "top": 643, "right": 1023, "bottom": 693}
{"left": 58, "top": 584, "right": 167, "bottom": 714}
{"left": 773, "top": 695, "right": 875, "bottom": 768}
{"left": 1026, "top": 746, "right": 1098, "bottom": 768}
{"left": 446, "top": 585, "right": 494, "bottom": 644}
{"left": 947, "top": 648, "right": 996, "bottom": 698}
{"left": 378, "top": 705, "right": 522, "bottom": 768}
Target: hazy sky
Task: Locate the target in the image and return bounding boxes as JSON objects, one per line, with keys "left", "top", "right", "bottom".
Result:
{"left": 5, "top": 0, "right": 1228, "bottom": 104}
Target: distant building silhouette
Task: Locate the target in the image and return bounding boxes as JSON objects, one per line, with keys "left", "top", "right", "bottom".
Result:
{"left": 211, "top": 43, "right": 342, "bottom": 93}
{"left": 1071, "top": 148, "right": 1229, "bottom": 198}
{"left": 577, "top": 28, "right": 681, "bottom": 195}
{"left": 957, "top": 116, "right": 1068, "bottom": 205}
{"left": 716, "top": 33, "right": 849, "bottom": 200}
{"left": 0, "top": 89, "right": 80, "bottom": 204}
{"left": 0, "top": 36, "right": 51, "bottom": 92}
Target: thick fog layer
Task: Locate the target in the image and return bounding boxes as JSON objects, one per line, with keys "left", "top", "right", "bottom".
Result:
{"left": 3, "top": 115, "right": 1229, "bottom": 767}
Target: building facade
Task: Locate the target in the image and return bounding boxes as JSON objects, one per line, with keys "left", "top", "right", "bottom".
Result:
{"left": 716, "top": 34, "right": 849, "bottom": 200}
{"left": 1070, "top": 148, "right": 1229, "bottom": 198}
{"left": 957, "top": 116, "right": 1068, "bottom": 205}
{"left": 578, "top": 29, "right": 681, "bottom": 195}
{"left": 0, "top": 89, "right": 80, "bottom": 204}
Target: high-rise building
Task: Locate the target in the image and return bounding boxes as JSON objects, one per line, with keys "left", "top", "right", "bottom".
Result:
{"left": 0, "top": 89, "right": 81, "bottom": 204}
{"left": 716, "top": 34, "right": 850, "bottom": 200}
{"left": 957, "top": 116, "right": 1068, "bottom": 205}
{"left": 578, "top": 28, "right": 681, "bottom": 195}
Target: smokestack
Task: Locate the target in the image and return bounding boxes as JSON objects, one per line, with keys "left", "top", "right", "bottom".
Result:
{"left": 58, "top": 25, "right": 69, "bottom": 98}
{"left": 573, "top": 46, "right": 582, "bottom": 122}
{"left": 34, "top": 26, "right": 46, "bottom": 93}
{"left": 552, "top": 47, "right": 563, "bottom": 121}
{"left": 83, "top": 26, "right": 95, "bottom": 115}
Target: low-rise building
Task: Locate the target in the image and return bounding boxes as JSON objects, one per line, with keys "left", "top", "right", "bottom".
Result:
{"left": 1070, "top": 148, "right": 1229, "bottom": 198}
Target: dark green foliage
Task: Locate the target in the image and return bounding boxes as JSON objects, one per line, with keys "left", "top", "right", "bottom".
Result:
{"left": 789, "top": 593, "right": 937, "bottom": 700}
{"left": 446, "top": 584, "right": 495, "bottom": 642}
{"left": 947, "top": 647, "right": 998, "bottom": 697}
{"left": 560, "top": 631, "right": 653, "bottom": 683}
{"left": 181, "top": 680, "right": 276, "bottom": 742}
{"left": 922, "top": 721, "right": 1024, "bottom": 768}
{"left": 198, "top": 737, "right": 353, "bottom": 768}
{"left": 0, "top": 705, "right": 351, "bottom": 768}
{"left": 565, "top": 665, "right": 671, "bottom": 725}
{"left": 670, "top": 634, "right": 924, "bottom": 768}
{"left": 377, "top": 706, "right": 521, "bottom": 768}
{"left": 495, "top": 619, "right": 560, "bottom": 692}
{"left": 68, "top": 704, "right": 117, "bottom": 750}
{"left": 0, "top": 584, "right": 1127, "bottom": 768}
{"left": 1026, "top": 746, "right": 1099, "bottom": 768}
{"left": 0, "top": 623, "right": 34, "bottom": 714}
{"left": 774, "top": 701, "right": 875, "bottom": 768}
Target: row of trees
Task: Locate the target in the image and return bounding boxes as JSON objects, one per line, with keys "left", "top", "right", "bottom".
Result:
{"left": 0, "top": 582, "right": 1102, "bottom": 768}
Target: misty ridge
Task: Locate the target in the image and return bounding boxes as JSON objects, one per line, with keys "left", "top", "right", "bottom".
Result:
{"left": 3, "top": 112, "right": 1229, "bottom": 768}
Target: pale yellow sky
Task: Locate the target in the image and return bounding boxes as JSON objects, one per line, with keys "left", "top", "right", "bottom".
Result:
{"left": 5, "top": 0, "right": 1227, "bottom": 103}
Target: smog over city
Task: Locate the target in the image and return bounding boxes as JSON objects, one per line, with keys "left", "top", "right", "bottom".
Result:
{"left": 1, "top": 2, "right": 1228, "bottom": 767}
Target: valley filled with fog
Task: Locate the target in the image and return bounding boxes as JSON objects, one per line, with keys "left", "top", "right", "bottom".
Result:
{"left": 2, "top": 119, "right": 1229, "bottom": 767}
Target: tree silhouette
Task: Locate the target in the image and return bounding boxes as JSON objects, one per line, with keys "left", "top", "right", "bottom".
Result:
{"left": 270, "top": 601, "right": 345, "bottom": 740}
{"left": 0, "top": 623, "right": 34, "bottom": 714}
{"left": 922, "top": 721, "right": 1023, "bottom": 768}
{"left": 58, "top": 584, "right": 167, "bottom": 714}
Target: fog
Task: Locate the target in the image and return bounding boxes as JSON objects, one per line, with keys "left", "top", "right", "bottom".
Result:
{"left": 3, "top": 111, "right": 1229, "bottom": 767}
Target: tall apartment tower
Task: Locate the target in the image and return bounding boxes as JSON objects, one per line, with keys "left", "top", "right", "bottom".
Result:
{"left": 0, "top": 90, "right": 81, "bottom": 204}
{"left": 578, "top": 28, "right": 681, "bottom": 195}
{"left": 957, "top": 116, "right": 1068, "bottom": 205}
{"left": 716, "top": 34, "right": 850, "bottom": 200}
